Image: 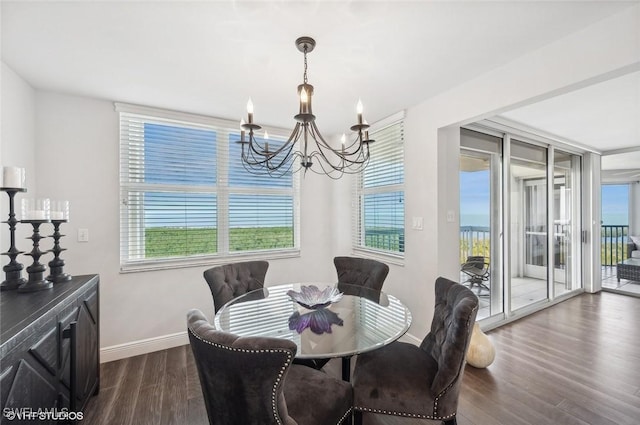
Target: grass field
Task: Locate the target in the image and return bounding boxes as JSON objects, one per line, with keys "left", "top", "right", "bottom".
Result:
{"left": 144, "top": 226, "right": 293, "bottom": 258}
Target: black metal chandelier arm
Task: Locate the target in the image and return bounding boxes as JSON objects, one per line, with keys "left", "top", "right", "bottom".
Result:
{"left": 237, "top": 36, "right": 374, "bottom": 178}
{"left": 306, "top": 152, "right": 368, "bottom": 178}
{"left": 244, "top": 138, "right": 297, "bottom": 172}
{"left": 308, "top": 121, "right": 370, "bottom": 163}
{"left": 310, "top": 145, "right": 369, "bottom": 172}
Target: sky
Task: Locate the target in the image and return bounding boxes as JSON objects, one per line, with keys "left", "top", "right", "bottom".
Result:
{"left": 460, "top": 170, "right": 490, "bottom": 227}
{"left": 461, "top": 172, "right": 630, "bottom": 227}
{"left": 601, "top": 184, "right": 629, "bottom": 225}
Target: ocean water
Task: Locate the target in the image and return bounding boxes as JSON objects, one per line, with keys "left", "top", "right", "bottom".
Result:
{"left": 460, "top": 214, "right": 490, "bottom": 228}
{"left": 601, "top": 213, "right": 628, "bottom": 226}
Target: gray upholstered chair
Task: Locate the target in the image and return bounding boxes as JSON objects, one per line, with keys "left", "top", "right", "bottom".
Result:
{"left": 334, "top": 256, "right": 389, "bottom": 297}
{"left": 203, "top": 260, "right": 269, "bottom": 313}
{"left": 187, "top": 309, "right": 353, "bottom": 425}
{"left": 352, "top": 277, "right": 478, "bottom": 425}
{"left": 628, "top": 236, "right": 640, "bottom": 259}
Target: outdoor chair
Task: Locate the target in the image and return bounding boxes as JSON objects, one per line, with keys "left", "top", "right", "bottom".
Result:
{"left": 352, "top": 277, "right": 478, "bottom": 425}
{"left": 461, "top": 255, "right": 490, "bottom": 296}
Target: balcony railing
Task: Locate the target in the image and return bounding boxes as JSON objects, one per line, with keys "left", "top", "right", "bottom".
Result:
{"left": 459, "top": 224, "right": 630, "bottom": 267}
{"left": 601, "top": 225, "right": 629, "bottom": 266}
{"left": 460, "top": 226, "right": 490, "bottom": 262}
{"left": 365, "top": 228, "right": 405, "bottom": 253}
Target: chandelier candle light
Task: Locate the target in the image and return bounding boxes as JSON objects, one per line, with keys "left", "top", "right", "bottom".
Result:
{"left": 238, "top": 36, "right": 374, "bottom": 178}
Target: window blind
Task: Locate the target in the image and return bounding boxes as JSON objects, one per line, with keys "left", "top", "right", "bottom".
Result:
{"left": 118, "top": 104, "right": 299, "bottom": 270}
{"left": 354, "top": 114, "right": 405, "bottom": 256}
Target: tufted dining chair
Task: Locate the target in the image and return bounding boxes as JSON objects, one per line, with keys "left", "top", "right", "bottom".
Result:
{"left": 352, "top": 277, "right": 478, "bottom": 425}
{"left": 334, "top": 256, "right": 389, "bottom": 298}
{"left": 187, "top": 309, "right": 353, "bottom": 425}
{"left": 203, "top": 260, "right": 269, "bottom": 313}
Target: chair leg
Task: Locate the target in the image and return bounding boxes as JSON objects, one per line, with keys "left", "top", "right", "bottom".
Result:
{"left": 353, "top": 410, "right": 363, "bottom": 425}
{"left": 443, "top": 417, "right": 457, "bottom": 425}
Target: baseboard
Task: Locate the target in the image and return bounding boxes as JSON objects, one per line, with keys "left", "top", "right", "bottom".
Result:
{"left": 100, "top": 331, "right": 189, "bottom": 363}
{"left": 100, "top": 330, "right": 420, "bottom": 363}
{"left": 399, "top": 332, "right": 422, "bottom": 345}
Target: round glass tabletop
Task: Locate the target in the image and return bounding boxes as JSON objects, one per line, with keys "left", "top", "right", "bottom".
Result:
{"left": 214, "top": 282, "right": 412, "bottom": 359}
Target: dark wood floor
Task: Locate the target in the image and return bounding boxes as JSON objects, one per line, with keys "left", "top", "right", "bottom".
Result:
{"left": 84, "top": 291, "right": 640, "bottom": 425}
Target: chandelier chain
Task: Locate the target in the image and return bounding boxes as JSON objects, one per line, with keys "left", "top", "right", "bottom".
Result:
{"left": 303, "top": 45, "right": 308, "bottom": 84}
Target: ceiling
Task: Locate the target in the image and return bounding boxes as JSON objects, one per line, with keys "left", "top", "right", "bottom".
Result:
{"left": 2, "top": 1, "right": 638, "bottom": 173}
{"left": 500, "top": 70, "right": 640, "bottom": 174}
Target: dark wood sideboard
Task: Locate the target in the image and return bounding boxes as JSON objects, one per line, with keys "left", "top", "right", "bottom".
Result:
{"left": 1, "top": 274, "right": 99, "bottom": 421}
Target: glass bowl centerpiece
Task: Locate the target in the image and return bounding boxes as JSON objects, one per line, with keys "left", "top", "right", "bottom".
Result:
{"left": 286, "top": 284, "right": 343, "bottom": 310}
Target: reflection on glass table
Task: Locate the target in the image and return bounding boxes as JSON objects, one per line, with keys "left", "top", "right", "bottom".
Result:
{"left": 214, "top": 282, "right": 412, "bottom": 381}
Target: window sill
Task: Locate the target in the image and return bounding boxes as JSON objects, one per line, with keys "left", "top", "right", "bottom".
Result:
{"left": 352, "top": 247, "right": 405, "bottom": 267}
{"left": 120, "top": 249, "right": 301, "bottom": 273}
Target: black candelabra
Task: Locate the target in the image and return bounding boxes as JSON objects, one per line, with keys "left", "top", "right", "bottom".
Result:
{"left": 47, "top": 219, "right": 71, "bottom": 283}
{"left": 1, "top": 187, "right": 27, "bottom": 291}
{"left": 19, "top": 220, "right": 53, "bottom": 292}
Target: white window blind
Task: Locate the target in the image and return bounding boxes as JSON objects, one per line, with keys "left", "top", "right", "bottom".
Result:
{"left": 354, "top": 113, "right": 405, "bottom": 256}
{"left": 117, "top": 104, "right": 299, "bottom": 270}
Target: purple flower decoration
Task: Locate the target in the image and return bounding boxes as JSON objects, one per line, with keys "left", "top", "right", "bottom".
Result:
{"left": 288, "top": 308, "right": 344, "bottom": 335}
{"left": 287, "top": 285, "right": 343, "bottom": 309}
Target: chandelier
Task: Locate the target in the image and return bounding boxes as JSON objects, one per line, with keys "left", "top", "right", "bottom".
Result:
{"left": 238, "top": 36, "right": 374, "bottom": 178}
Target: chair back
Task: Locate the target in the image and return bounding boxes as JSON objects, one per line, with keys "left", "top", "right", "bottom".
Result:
{"left": 420, "top": 277, "right": 478, "bottom": 415}
{"left": 334, "top": 256, "right": 389, "bottom": 294}
{"left": 187, "top": 309, "right": 297, "bottom": 425}
{"left": 464, "top": 256, "right": 485, "bottom": 269}
{"left": 203, "top": 261, "right": 269, "bottom": 312}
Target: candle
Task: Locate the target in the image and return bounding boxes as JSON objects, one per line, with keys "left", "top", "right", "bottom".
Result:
{"left": 30, "top": 210, "right": 47, "bottom": 220}
{"left": 300, "top": 87, "right": 309, "bottom": 113}
{"left": 51, "top": 200, "right": 69, "bottom": 221}
{"left": 246, "top": 98, "right": 254, "bottom": 124}
{"left": 240, "top": 119, "right": 246, "bottom": 142}
{"left": 22, "top": 198, "right": 50, "bottom": 220}
{"left": 356, "top": 99, "right": 363, "bottom": 125}
{"left": 2, "top": 166, "right": 25, "bottom": 189}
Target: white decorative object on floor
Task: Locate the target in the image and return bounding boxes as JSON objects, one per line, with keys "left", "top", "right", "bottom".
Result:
{"left": 466, "top": 323, "right": 495, "bottom": 368}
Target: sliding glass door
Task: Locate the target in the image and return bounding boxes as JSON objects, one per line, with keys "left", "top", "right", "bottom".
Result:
{"left": 510, "top": 140, "right": 548, "bottom": 311}
{"left": 460, "top": 129, "right": 502, "bottom": 320}
{"left": 553, "top": 149, "right": 582, "bottom": 295}
{"left": 460, "top": 128, "right": 583, "bottom": 323}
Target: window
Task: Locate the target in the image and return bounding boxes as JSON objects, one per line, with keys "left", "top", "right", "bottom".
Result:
{"left": 354, "top": 112, "right": 405, "bottom": 256}
{"left": 117, "top": 104, "right": 299, "bottom": 271}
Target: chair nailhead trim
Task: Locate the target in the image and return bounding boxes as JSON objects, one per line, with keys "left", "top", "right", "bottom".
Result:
{"left": 188, "top": 327, "right": 293, "bottom": 425}
{"left": 337, "top": 408, "right": 353, "bottom": 425}
{"left": 354, "top": 304, "right": 478, "bottom": 422}
{"left": 354, "top": 406, "right": 456, "bottom": 420}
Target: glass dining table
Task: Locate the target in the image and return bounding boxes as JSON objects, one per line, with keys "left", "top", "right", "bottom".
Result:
{"left": 214, "top": 282, "right": 412, "bottom": 381}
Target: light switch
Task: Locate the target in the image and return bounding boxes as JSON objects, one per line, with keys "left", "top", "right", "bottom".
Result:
{"left": 78, "top": 228, "right": 89, "bottom": 242}
{"left": 412, "top": 217, "right": 423, "bottom": 230}
{"left": 447, "top": 210, "right": 455, "bottom": 223}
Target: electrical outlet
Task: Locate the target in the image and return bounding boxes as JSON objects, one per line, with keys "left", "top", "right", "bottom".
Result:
{"left": 78, "top": 228, "right": 89, "bottom": 242}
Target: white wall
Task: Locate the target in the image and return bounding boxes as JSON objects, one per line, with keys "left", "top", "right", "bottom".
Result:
{"left": 381, "top": 4, "right": 639, "bottom": 340}
{"left": 630, "top": 182, "right": 640, "bottom": 235}
{"left": 30, "top": 91, "right": 337, "bottom": 361}
{"left": 1, "top": 62, "right": 36, "bottom": 246}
